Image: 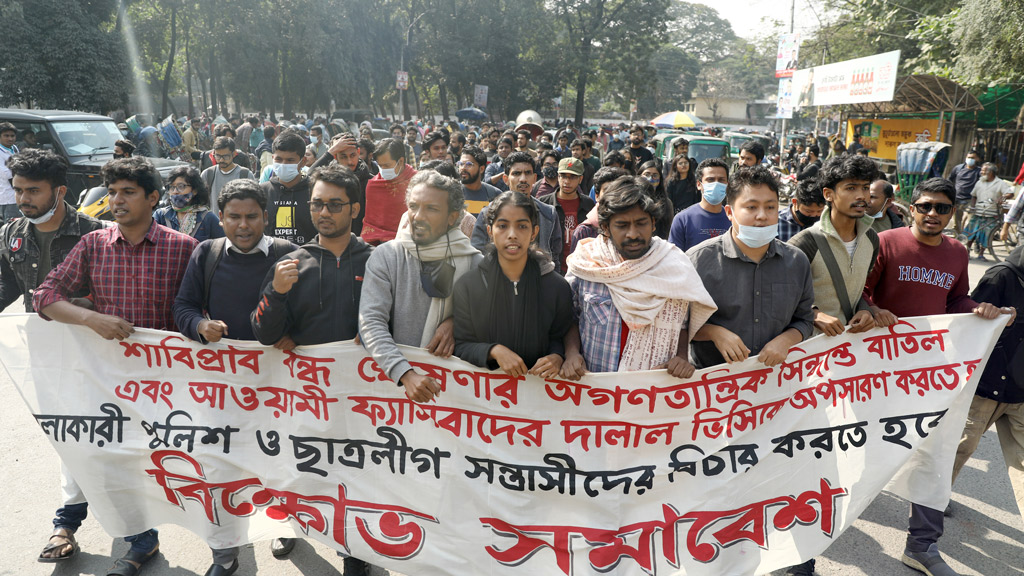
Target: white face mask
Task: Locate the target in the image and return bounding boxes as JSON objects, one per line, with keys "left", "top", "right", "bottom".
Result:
{"left": 735, "top": 223, "right": 778, "bottom": 248}
{"left": 310, "top": 135, "right": 319, "bottom": 144}
{"left": 274, "top": 162, "right": 300, "bottom": 182}
{"left": 23, "top": 191, "right": 61, "bottom": 225}
{"left": 378, "top": 164, "right": 400, "bottom": 180}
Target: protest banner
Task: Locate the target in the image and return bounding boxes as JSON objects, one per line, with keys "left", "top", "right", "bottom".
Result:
{"left": 0, "top": 313, "right": 1003, "bottom": 575}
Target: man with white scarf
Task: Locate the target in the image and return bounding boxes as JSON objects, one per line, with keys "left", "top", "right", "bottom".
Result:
{"left": 561, "top": 176, "right": 717, "bottom": 378}
{"left": 359, "top": 171, "right": 482, "bottom": 402}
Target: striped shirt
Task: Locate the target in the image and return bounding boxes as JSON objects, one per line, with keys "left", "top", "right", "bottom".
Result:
{"left": 34, "top": 222, "right": 198, "bottom": 330}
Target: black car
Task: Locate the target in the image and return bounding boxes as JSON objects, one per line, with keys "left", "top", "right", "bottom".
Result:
{"left": 0, "top": 109, "right": 188, "bottom": 205}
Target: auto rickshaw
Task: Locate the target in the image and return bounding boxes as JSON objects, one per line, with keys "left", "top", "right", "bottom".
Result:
{"left": 895, "top": 141, "right": 951, "bottom": 204}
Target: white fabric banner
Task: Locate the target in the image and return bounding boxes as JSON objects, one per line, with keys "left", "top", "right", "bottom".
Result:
{"left": 0, "top": 313, "right": 1003, "bottom": 575}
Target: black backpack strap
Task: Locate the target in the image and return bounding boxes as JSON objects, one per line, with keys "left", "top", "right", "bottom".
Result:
{"left": 810, "top": 229, "right": 855, "bottom": 321}
{"left": 865, "top": 228, "right": 879, "bottom": 277}
{"left": 203, "top": 238, "right": 228, "bottom": 311}
{"left": 268, "top": 237, "right": 293, "bottom": 260}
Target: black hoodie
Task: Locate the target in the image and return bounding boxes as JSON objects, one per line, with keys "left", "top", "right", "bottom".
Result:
{"left": 251, "top": 234, "right": 373, "bottom": 346}
{"left": 971, "top": 244, "right": 1024, "bottom": 401}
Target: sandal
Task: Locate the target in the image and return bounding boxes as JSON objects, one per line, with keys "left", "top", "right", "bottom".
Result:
{"left": 38, "top": 527, "right": 79, "bottom": 563}
{"left": 106, "top": 544, "right": 160, "bottom": 576}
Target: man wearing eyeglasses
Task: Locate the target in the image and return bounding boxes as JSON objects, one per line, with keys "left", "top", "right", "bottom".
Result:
{"left": 201, "top": 137, "right": 255, "bottom": 210}
{"left": 458, "top": 146, "right": 501, "bottom": 216}
{"left": 251, "top": 164, "right": 371, "bottom": 348}
{"left": 863, "top": 177, "right": 1016, "bottom": 576}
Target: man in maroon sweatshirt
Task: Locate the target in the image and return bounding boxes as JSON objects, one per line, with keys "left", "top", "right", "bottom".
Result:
{"left": 863, "top": 177, "right": 1014, "bottom": 576}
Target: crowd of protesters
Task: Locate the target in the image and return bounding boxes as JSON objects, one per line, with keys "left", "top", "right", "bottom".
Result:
{"left": 0, "top": 114, "right": 1022, "bottom": 576}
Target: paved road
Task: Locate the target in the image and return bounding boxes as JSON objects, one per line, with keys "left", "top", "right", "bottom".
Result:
{"left": 1, "top": 248, "right": 1020, "bottom": 576}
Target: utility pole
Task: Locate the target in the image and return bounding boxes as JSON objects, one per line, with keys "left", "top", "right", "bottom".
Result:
{"left": 780, "top": 0, "right": 795, "bottom": 155}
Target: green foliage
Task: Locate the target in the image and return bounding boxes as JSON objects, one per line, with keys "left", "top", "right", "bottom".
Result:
{"left": 0, "top": 0, "right": 130, "bottom": 111}
{"left": 950, "top": 0, "right": 1024, "bottom": 84}
{"left": 667, "top": 1, "right": 738, "bottom": 64}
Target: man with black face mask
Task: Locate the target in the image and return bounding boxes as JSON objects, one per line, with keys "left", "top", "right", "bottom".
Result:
{"left": 777, "top": 177, "right": 826, "bottom": 242}
{"left": 1, "top": 150, "right": 107, "bottom": 563}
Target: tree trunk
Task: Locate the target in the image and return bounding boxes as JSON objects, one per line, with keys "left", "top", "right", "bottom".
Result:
{"left": 439, "top": 81, "right": 449, "bottom": 121}
{"left": 280, "top": 49, "right": 291, "bottom": 119}
{"left": 160, "top": 7, "right": 178, "bottom": 118}
{"left": 216, "top": 61, "right": 228, "bottom": 118}
{"left": 412, "top": 77, "right": 422, "bottom": 120}
{"left": 208, "top": 49, "right": 218, "bottom": 116}
{"left": 573, "top": 40, "right": 592, "bottom": 126}
{"left": 185, "top": 34, "right": 195, "bottom": 118}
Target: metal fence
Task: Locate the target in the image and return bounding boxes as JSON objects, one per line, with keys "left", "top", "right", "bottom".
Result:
{"left": 972, "top": 128, "right": 1024, "bottom": 180}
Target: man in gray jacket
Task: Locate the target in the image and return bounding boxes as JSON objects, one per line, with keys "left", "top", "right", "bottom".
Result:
{"left": 358, "top": 171, "right": 482, "bottom": 403}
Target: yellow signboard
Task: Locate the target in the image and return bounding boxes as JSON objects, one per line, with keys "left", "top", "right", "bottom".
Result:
{"left": 846, "top": 118, "right": 942, "bottom": 161}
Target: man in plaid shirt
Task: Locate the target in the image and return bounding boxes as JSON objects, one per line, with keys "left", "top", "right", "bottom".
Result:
{"left": 33, "top": 156, "right": 197, "bottom": 576}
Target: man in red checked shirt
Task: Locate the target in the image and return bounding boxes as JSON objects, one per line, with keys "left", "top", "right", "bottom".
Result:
{"left": 33, "top": 156, "right": 198, "bottom": 576}
{"left": 863, "top": 177, "right": 1015, "bottom": 576}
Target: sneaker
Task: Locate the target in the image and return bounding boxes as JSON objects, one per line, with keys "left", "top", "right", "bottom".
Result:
{"left": 902, "top": 544, "right": 959, "bottom": 576}
{"left": 784, "top": 559, "right": 816, "bottom": 575}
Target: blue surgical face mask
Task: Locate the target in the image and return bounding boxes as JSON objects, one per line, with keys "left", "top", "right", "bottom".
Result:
{"left": 310, "top": 135, "right": 319, "bottom": 144}
{"left": 274, "top": 162, "right": 300, "bottom": 182}
{"left": 966, "top": 158, "right": 977, "bottom": 167}
{"left": 869, "top": 209, "right": 885, "bottom": 219}
{"left": 702, "top": 181, "right": 727, "bottom": 205}
{"left": 735, "top": 223, "right": 778, "bottom": 248}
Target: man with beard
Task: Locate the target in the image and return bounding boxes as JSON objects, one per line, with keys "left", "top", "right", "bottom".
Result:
{"left": 250, "top": 165, "right": 375, "bottom": 575}
{"left": 252, "top": 164, "right": 371, "bottom": 347}
{"left": 628, "top": 126, "right": 653, "bottom": 167}
{"left": 458, "top": 145, "right": 501, "bottom": 216}
{"left": 359, "top": 171, "right": 482, "bottom": 403}
{"left": 33, "top": 156, "right": 197, "bottom": 575}
{"left": 560, "top": 175, "right": 716, "bottom": 378}
{"left": 1, "top": 150, "right": 106, "bottom": 564}
{"left": 471, "top": 151, "right": 562, "bottom": 272}
{"left": 201, "top": 136, "right": 255, "bottom": 210}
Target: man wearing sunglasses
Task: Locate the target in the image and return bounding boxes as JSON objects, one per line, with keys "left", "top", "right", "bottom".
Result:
{"left": 863, "top": 177, "right": 1016, "bottom": 576}
{"left": 252, "top": 164, "right": 372, "bottom": 348}
{"left": 359, "top": 171, "right": 482, "bottom": 404}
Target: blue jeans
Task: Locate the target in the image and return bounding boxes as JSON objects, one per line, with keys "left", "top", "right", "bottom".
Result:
{"left": 124, "top": 528, "right": 160, "bottom": 553}
{"left": 53, "top": 502, "right": 89, "bottom": 531}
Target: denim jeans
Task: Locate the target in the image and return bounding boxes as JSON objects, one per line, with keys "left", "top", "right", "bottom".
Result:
{"left": 124, "top": 528, "right": 160, "bottom": 553}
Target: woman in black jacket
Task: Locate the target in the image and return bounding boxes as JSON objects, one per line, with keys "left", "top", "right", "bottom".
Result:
{"left": 665, "top": 154, "right": 699, "bottom": 214}
{"left": 453, "top": 191, "right": 573, "bottom": 378}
